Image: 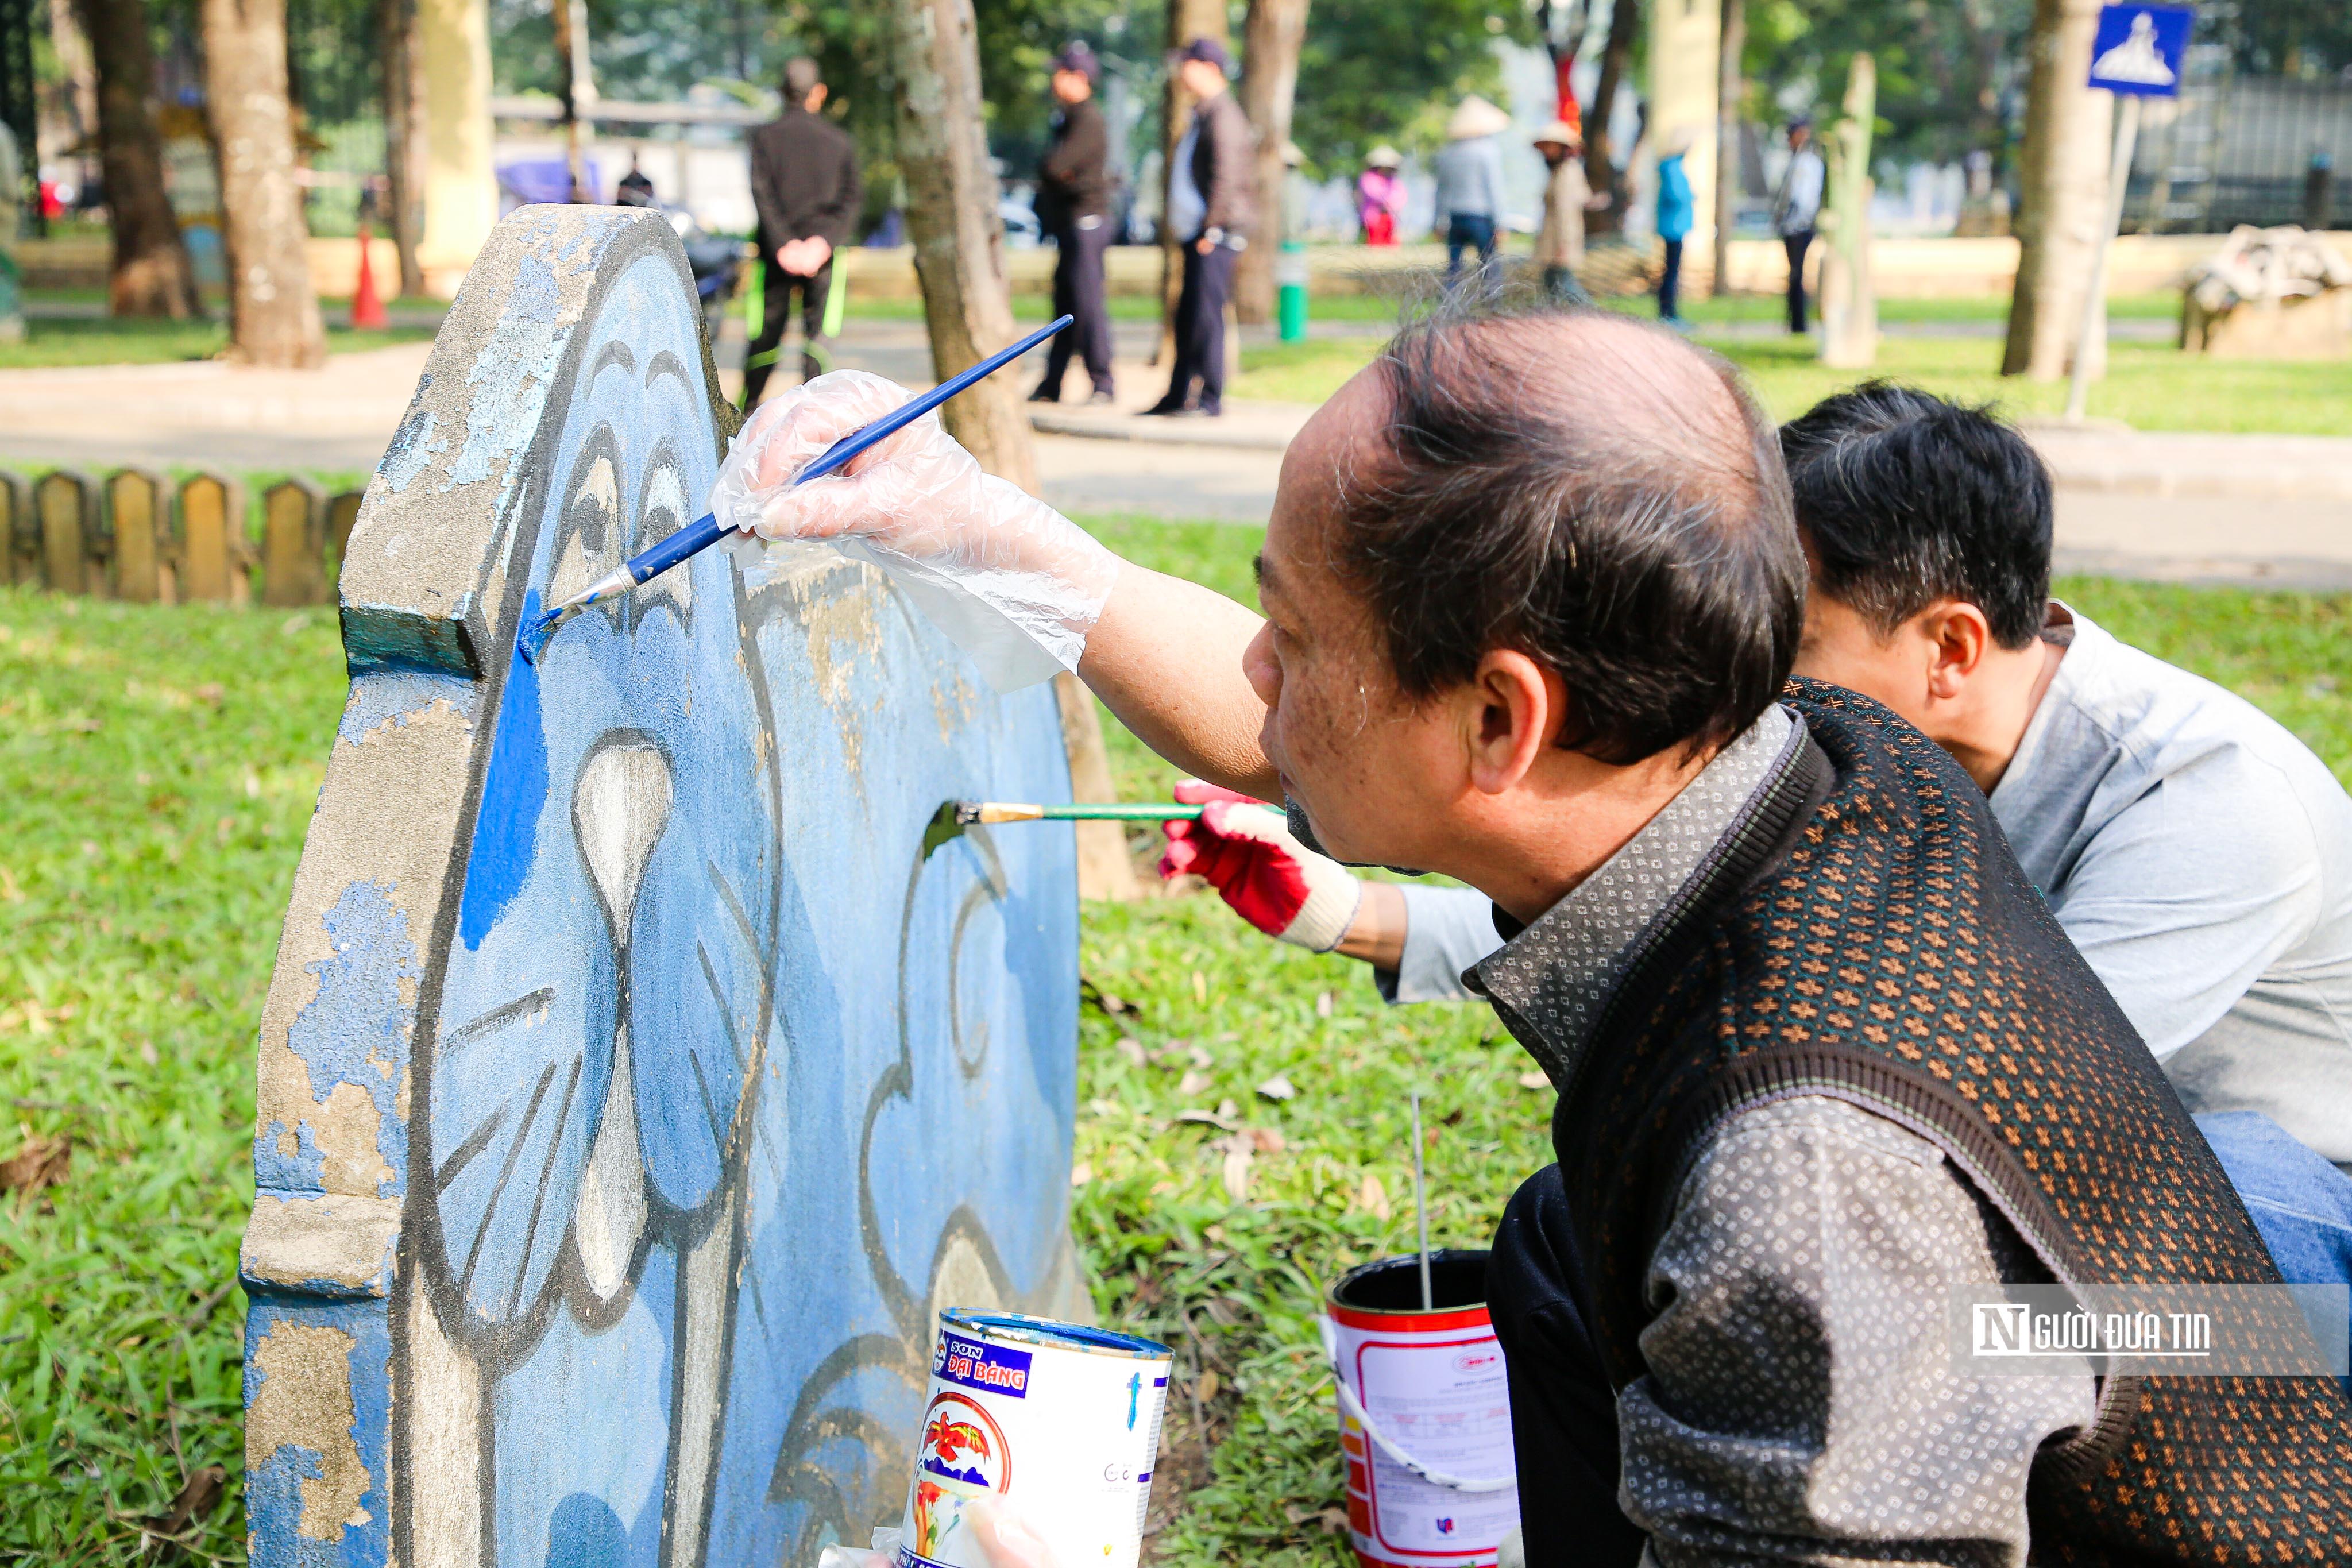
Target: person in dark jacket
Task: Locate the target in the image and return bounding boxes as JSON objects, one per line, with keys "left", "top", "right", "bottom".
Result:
{"left": 1030, "top": 42, "right": 1115, "bottom": 405}
{"left": 743, "top": 56, "right": 862, "bottom": 409}
{"left": 1145, "top": 37, "right": 1254, "bottom": 419}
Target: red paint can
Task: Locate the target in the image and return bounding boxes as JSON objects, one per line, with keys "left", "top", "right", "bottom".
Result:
{"left": 1323, "top": 1250, "right": 1519, "bottom": 1568}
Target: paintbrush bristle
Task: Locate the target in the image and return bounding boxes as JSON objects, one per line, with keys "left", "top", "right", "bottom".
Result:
{"left": 516, "top": 607, "right": 564, "bottom": 666}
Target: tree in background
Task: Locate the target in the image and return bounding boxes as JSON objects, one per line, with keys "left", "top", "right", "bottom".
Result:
{"left": 1234, "top": 0, "right": 1307, "bottom": 325}
{"left": 886, "top": 0, "right": 1034, "bottom": 489}
{"left": 1288, "top": 0, "right": 1531, "bottom": 168}
{"left": 2001, "top": 0, "right": 2107, "bottom": 380}
{"left": 381, "top": 0, "right": 427, "bottom": 295}
{"left": 79, "top": 0, "right": 203, "bottom": 316}
{"left": 1741, "top": 0, "right": 2032, "bottom": 172}
{"left": 1582, "top": 0, "right": 1637, "bottom": 234}
{"left": 202, "top": 0, "right": 326, "bottom": 366}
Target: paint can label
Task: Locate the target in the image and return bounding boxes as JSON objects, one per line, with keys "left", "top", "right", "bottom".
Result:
{"left": 1328, "top": 1254, "right": 1517, "bottom": 1568}
{"left": 898, "top": 1310, "right": 1173, "bottom": 1568}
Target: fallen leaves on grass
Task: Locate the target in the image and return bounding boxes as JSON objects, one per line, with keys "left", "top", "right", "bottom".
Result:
{"left": 1255, "top": 1073, "right": 1296, "bottom": 1102}
{"left": 1518, "top": 1071, "right": 1549, "bottom": 1091}
{"left": 1, "top": 1131, "right": 71, "bottom": 1211}
{"left": 140, "top": 1465, "right": 226, "bottom": 1560}
{"left": 1357, "top": 1173, "right": 1391, "bottom": 1221}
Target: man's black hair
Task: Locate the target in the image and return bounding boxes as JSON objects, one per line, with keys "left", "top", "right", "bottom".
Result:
{"left": 783, "top": 57, "right": 824, "bottom": 100}
{"left": 1335, "top": 289, "right": 1804, "bottom": 766}
{"left": 1779, "top": 382, "right": 2052, "bottom": 650}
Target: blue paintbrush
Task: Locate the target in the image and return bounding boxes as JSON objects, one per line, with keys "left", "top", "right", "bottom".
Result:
{"left": 516, "top": 312, "right": 1075, "bottom": 665}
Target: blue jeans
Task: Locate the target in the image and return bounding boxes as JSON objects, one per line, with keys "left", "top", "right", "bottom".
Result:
{"left": 2199, "top": 1111, "right": 2352, "bottom": 1391}
{"left": 1446, "top": 214, "right": 1497, "bottom": 283}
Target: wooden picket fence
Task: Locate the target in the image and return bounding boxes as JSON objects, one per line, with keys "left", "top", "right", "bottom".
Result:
{"left": 0, "top": 470, "right": 365, "bottom": 608}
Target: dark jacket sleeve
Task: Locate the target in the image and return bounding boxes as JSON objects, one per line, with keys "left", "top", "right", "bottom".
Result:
{"left": 1198, "top": 94, "right": 1258, "bottom": 238}
{"left": 814, "top": 128, "right": 863, "bottom": 248}
{"left": 748, "top": 126, "right": 789, "bottom": 252}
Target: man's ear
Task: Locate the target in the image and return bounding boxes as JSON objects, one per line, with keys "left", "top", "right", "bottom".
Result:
{"left": 1920, "top": 600, "right": 1994, "bottom": 702}
{"left": 1464, "top": 650, "right": 1565, "bottom": 795}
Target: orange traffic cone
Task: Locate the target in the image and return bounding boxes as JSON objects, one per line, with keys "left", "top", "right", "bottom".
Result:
{"left": 351, "top": 221, "right": 389, "bottom": 330}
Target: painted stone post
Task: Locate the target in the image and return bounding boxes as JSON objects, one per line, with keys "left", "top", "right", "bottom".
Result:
{"left": 36, "top": 470, "right": 101, "bottom": 596}
{"left": 239, "top": 205, "right": 1089, "bottom": 1568}
{"left": 108, "top": 468, "right": 170, "bottom": 602}
{"left": 176, "top": 473, "right": 249, "bottom": 604}
{"left": 1818, "top": 53, "right": 1879, "bottom": 370}
{"left": 261, "top": 476, "right": 328, "bottom": 607}
{"left": 1, "top": 471, "right": 33, "bottom": 583}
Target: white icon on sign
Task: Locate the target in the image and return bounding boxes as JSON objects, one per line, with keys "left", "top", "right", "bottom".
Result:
{"left": 2092, "top": 11, "right": 2176, "bottom": 86}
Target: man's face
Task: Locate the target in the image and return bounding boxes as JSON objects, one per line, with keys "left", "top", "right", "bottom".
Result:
{"left": 1788, "top": 125, "right": 1810, "bottom": 151}
{"left": 1179, "top": 59, "right": 1226, "bottom": 101}
{"left": 1052, "top": 68, "right": 1092, "bottom": 104}
{"left": 1793, "top": 585, "right": 1934, "bottom": 731}
{"left": 1243, "top": 371, "right": 1466, "bottom": 870}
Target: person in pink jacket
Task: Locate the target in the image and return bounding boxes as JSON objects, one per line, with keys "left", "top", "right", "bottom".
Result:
{"left": 1357, "top": 146, "right": 1404, "bottom": 245}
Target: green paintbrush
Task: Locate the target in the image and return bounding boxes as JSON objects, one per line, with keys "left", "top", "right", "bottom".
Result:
{"left": 922, "top": 800, "right": 1201, "bottom": 858}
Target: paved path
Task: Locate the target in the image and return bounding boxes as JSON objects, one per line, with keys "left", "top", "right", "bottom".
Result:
{"left": 0, "top": 323, "right": 2343, "bottom": 588}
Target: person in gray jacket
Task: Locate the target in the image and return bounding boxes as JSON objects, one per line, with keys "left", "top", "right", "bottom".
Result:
{"left": 1146, "top": 37, "right": 1255, "bottom": 419}
{"left": 1434, "top": 96, "right": 1511, "bottom": 282}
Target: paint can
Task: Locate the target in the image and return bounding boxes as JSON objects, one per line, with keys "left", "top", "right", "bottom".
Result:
{"left": 897, "top": 1309, "right": 1174, "bottom": 1568}
{"left": 1323, "top": 1250, "right": 1518, "bottom": 1568}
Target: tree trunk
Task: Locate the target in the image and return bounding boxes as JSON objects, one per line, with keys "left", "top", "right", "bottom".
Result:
{"left": 2002, "top": 0, "right": 2110, "bottom": 380}
{"left": 886, "top": 0, "right": 1034, "bottom": 492}
{"left": 202, "top": 0, "right": 326, "bottom": 368}
{"left": 1583, "top": 0, "right": 1639, "bottom": 235}
{"left": 1233, "top": 0, "right": 1308, "bottom": 326}
{"left": 380, "top": 0, "right": 427, "bottom": 296}
{"left": 1711, "top": 0, "right": 1744, "bottom": 296}
{"left": 549, "top": 0, "right": 594, "bottom": 200}
{"left": 79, "top": 0, "right": 202, "bottom": 317}
{"left": 1158, "top": 0, "right": 1227, "bottom": 366}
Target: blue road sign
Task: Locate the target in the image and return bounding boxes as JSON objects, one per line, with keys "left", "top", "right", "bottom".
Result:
{"left": 2087, "top": 5, "right": 2194, "bottom": 98}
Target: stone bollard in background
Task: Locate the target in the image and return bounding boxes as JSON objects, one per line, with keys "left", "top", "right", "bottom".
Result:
{"left": 260, "top": 478, "right": 328, "bottom": 607}
{"left": 34, "top": 470, "right": 100, "bottom": 597}
{"left": 1, "top": 470, "right": 30, "bottom": 585}
{"left": 176, "top": 474, "right": 249, "bottom": 605}
{"left": 108, "top": 469, "right": 172, "bottom": 604}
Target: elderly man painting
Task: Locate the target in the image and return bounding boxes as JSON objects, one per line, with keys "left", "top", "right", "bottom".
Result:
{"left": 720, "top": 300, "right": 2352, "bottom": 1565}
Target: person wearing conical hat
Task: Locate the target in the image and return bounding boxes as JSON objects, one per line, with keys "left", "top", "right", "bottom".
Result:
{"left": 1531, "top": 120, "right": 1595, "bottom": 304}
{"left": 1357, "top": 145, "right": 1405, "bottom": 246}
{"left": 1434, "top": 96, "right": 1510, "bottom": 283}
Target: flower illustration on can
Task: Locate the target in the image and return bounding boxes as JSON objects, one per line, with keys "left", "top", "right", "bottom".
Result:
{"left": 910, "top": 1392, "right": 1011, "bottom": 1557}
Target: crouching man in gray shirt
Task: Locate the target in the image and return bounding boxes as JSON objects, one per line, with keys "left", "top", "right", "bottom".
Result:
{"left": 1173, "top": 385, "right": 2352, "bottom": 1319}
{"left": 738, "top": 297, "right": 2352, "bottom": 1565}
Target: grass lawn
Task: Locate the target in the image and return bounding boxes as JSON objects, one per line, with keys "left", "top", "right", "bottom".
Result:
{"left": 1231, "top": 326, "right": 2352, "bottom": 436}
{"left": 5, "top": 522, "right": 2351, "bottom": 1562}
{"left": 0, "top": 316, "right": 437, "bottom": 370}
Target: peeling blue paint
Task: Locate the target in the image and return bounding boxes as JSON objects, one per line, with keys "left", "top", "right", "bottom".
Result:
{"left": 253, "top": 1115, "right": 328, "bottom": 1194}
{"left": 245, "top": 1297, "right": 392, "bottom": 1568}
{"left": 277, "top": 882, "right": 417, "bottom": 1198}
{"left": 337, "top": 671, "right": 476, "bottom": 748}
{"left": 379, "top": 401, "right": 442, "bottom": 495}
{"left": 457, "top": 595, "right": 548, "bottom": 952}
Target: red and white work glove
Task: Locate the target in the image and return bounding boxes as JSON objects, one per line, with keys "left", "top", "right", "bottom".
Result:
{"left": 1159, "top": 780, "right": 1364, "bottom": 953}
{"left": 710, "top": 369, "right": 1122, "bottom": 692}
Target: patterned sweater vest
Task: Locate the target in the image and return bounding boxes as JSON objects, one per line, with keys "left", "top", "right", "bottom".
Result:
{"left": 1551, "top": 681, "right": 2352, "bottom": 1564}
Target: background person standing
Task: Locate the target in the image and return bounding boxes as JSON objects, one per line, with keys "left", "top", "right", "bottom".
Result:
{"left": 1146, "top": 38, "right": 1254, "bottom": 420}
{"left": 1032, "top": 43, "right": 1115, "bottom": 405}
{"left": 1531, "top": 120, "right": 1594, "bottom": 303}
{"left": 1434, "top": 96, "right": 1509, "bottom": 283}
{"left": 1772, "top": 116, "right": 1825, "bottom": 334}
{"left": 743, "top": 57, "right": 862, "bottom": 409}
{"left": 1654, "top": 124, "right": 1696, "bottom": 324}
{"left": 1357, "top": 146, "right": 1405, "bottom": 245}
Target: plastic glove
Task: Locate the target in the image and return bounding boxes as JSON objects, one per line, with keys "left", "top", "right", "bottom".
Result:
{"left": 1160, "top": 779, "right": 1364, "bottom": 953}
{"left": 711, "top": 368, "right": 1121, "bottom": 692}
{"left": 813, "top": 1500, "right": 1067, "bottom": 1568}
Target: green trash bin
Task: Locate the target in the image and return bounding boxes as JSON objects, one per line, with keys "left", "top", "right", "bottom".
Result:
{"left": 1277, "top": 241, "right": 1308, "bottom": 343}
